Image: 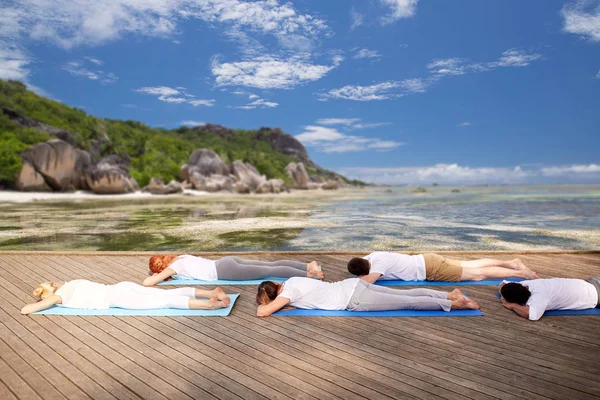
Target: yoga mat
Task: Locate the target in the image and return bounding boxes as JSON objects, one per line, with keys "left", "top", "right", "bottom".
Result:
{"left": 158, "top": 277, "right": 287, "bottom": 286}
{"left": 375, "top": 278, "right": 524, "bottom": 287}
{"left": 494, "top": 293, "right": 599, "bottom": 316}
{"left": 273, "top": 308, "right": 483, "bottom": 317}
{"left": 33, "top": 294, "right": 239, "bottom": 316}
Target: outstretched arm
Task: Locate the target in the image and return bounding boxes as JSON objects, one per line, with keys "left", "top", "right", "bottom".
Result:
{"left": 257, "top": 296, "right": 291, "bottom": 317}
{"left": 501, "top": 297, "right": 530, "bottom": 319}
{"left": 143, "top": 268, "right": 175, "bottom": 286}
{"left": 360, "top": 273, "right": 382, "bottom": 284}
{"left": 21, "top": 295, "right": 61, "bottom": 315}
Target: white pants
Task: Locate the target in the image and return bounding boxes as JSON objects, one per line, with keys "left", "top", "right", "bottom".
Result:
{"left": 107, "top": 282, "right": 194, "bottom": 309}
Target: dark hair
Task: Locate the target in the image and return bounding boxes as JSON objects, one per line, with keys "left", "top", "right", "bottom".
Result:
{"left": 347, "top": 257, "right": 370, "bottom": 276}
{"left": 256, "top": 281, "right": 279, "bottom": 305}
{"left": 501, "top": 283, "right": 531, "bottom": 305}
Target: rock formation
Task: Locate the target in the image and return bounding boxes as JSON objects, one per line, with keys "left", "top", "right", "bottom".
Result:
{"left": 230, "top": 160, "right": 265, "bottom": 191}
{"left": 85, "top": 155, "right": 138, "bottom": 194}
{"left": 285, "top": 162, "right": 310, "bottom": 189}
{"left": 17, "top": 139, "right": 91, "bottom": 191}
{"left": 254, "top": 127, "right": 317, "bottom": 169}
{"left": 144, "top": 178, "right": 184, "bottom": 195}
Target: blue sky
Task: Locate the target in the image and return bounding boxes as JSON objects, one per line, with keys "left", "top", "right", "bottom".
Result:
{"left": 1, "top": 0, "right": 599, "bottom": 185}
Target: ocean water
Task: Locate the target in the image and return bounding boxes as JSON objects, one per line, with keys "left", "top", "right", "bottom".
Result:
{"left": 0, "top": 185, "right": 598, "bottom": 251}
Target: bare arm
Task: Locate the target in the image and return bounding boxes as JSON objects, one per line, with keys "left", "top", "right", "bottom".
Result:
{"left": 143, "top": 268, "right": 175, "bottom": 286}
{"left": 360, "top": 273, "right": 382, "bottom": 284}
{"left": 501, "top": 297, "right": 531, "bottom": 319}
{"left": 21, "top": 295, "right": 61, "bottom": 315}
{"left": 257, "top": 296, "right": 291, "bottom": 317}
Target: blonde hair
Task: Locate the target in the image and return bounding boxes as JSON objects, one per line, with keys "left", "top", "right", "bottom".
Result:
{"left": 33, "top": 282, "right": 56, "bottom": 299}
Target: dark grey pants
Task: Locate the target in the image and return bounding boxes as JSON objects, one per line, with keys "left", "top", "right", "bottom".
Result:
{"left": 586, "top": 276, "right": 600, "bottom": 307}
{"left": 347, "top": 279, "right": 453, "bottom": 312}
{"left": 215, "top": 256, "right": 307, "bottom": 280}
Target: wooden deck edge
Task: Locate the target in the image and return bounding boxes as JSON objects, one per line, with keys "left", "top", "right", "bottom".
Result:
{"left": 1, "top": 250, "right": 599, "bottom": 256}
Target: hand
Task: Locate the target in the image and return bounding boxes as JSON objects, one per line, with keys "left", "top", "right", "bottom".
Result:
{"left": 501, "top": 297, "right": 515, "bottom": 310}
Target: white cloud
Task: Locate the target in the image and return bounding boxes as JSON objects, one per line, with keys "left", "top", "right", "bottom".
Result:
{"left": 181, "top": 120, "right": 206, "bottom": 127}
{"left": 63, "top": 58, "right": 117, "bottom": 84}
{"left": 322, "top": 48, "right": 542, "bottom": 101}
{"left": 136, "top": 86, "right": 215, "bottom": 106}
{"left": 296, "top": 125, "right": 403, "bottom": 153}
{"left": 353, "top": 48, "right": 381, "bottom": 60}
{"left": 350, "top": 7, "right": 364, "bottom": 30}
{"left": 84, "top": 56, "right": 103, "bottom": 66}
{"left": 458, "top": 122, "right": 472, "bottom": 127}
{"left": 490, "top": 49, "right": 542, "bottom": 67}
{"left": 248, "top": 94, "right": 259, "bottom": 99}
{"left": 235, "top": 98, "right": 279, "bottom": 109}
{"left": 0, "top": 41, "right": 30, "bottom": 81}
{"left": 338, "top": 163, "right": 600, "bottom": 185}
{"left": 380, "top": 0, "right": 418, "bottom": 24}
{"left": 212, "top": 54, "right": 342, "bottom": 89}
{"left": 596, "top": 69, "right": 600, "bottom": 78}
{"left": 316, "top": 118, "right": 391, "bottom": 130}
{"left": 318, "top": 81, "right": 403, "bottom": 101}
{"left": 2, "top": 0, "right": 329, "bottom": 50}
{"left": 561, "top": 0, "right": 600, "bottom": 42}
{"left": 316, "top": 118, "right": 361, "bottom": 126}
{"left": 540, "top": 164, "right": 600, "bottom": 176}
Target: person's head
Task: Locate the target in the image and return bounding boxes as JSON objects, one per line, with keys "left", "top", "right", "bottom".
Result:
{"left": 347, "top": 257, "right": 370, "bottom": 276}
{"left": 500, "top": 282, "right": 531, "bottom": 305}
{"left": 149, "top": 255, "right": 177, "bottom": 274}
{"left": 256, "top": 281, "right": 280, "bottom": 305}
{"left": 33, "top": 281, "right": 58, "bottom": 299}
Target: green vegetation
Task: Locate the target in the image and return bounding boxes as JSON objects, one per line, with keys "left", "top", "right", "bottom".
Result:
{"left": 0, "top": 79, "right": 319, "bottom": 187}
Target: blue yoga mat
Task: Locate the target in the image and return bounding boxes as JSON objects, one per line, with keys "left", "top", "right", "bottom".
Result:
{"left": 158, "top": 277, "right": 287, "bottom": 286}
{"left": 33, "top": 294, "right": 239, "bottom": 316}
{"left": 273, "top": 308, "right": 483, "bottom": 317}
{"left": 375, "top": 278, "right": 524, "bottom": 287}
{"left": 494, "top": 292, "right": 599, "bottom": 316}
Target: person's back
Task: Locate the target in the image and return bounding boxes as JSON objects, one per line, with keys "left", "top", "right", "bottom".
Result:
{"left": 56, "top": 279, "right": 110, "bottom": 309}
{"left": 365, "top": 252, "right": 426, "bottom": 281}
{"left": 520, "top": 278, "right": 598, "bottom": 320}
{"left": 169, "top": 255, "right": 218, "bottom": 281}
{"left": 278, "top": 277, "right": 359, "bottom": 310}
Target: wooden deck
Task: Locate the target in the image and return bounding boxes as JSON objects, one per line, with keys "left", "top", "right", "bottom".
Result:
{"left": 0, "top": 251, "right": 599, "bottom": 400}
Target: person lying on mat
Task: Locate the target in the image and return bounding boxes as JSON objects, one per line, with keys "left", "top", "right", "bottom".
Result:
{"left": 143, "top": 254, "right": 324, "bottom": 286}
{"left": 347, "top": 252, "right": 539, "bottom": 284}
{"left": 498, "top": 277, "right": 600, "bottom": 321}
{"left": 20, "top": 279, "right": 231, "bottom": 315}
{"left": 255, "top": 277, "right": 479, "bottom": 317}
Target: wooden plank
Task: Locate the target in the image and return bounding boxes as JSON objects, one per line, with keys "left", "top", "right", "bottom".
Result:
{"left": 1, "top": 252, "right": 599, "bottom": 400}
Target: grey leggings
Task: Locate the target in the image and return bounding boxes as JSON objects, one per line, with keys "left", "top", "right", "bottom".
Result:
{"left": 587, "top": 277, "right": 600, "bottom": 307}
{"left": 347, "top": 280, "right": 453, "bottom": 312}
{"left": 215, "top": 256, "right": 307, "bottom": 280}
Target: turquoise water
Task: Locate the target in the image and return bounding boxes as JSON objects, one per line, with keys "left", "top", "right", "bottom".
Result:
{"left": 0, "top": 185, "right": 598, "bottom": 251}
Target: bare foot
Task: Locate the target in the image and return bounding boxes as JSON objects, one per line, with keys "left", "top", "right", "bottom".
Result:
{"left": 453, "top": 297, "right": 480, "bottom": 310}
{"left": 448, "top": 288, "right": 466, "bottom": 301}
{"left": 510, "top": 258, "right": 527, "bottom": 270}
{"left": 307, "top": 261, "right": 324, "bottom": 279}
{"left": 523, "top": 269, "right": 540, "bottom": 280}
{"left": 207, "top": 296, "right": 227, "bottom": 309}
{"left": 212, "top": 287, "right": 229, "bottom": 302}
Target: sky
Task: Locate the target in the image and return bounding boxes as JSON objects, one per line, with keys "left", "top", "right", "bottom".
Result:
{"left": 0, "top": 0, "right": 599, "bottom": 185}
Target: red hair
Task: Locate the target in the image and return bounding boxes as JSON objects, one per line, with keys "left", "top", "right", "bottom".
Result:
{"left": 149, "top": 255, "right": 177, "bottom": 274}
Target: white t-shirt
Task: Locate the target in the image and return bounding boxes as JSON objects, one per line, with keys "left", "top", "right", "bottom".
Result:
{"left": 364, "top": 252, "right": 426, "bottom": 281}
{"left": 169, "top": 255, "right": 218, "bottom": 281}
{"left": 505, "top": 278, "right": 599, "bottom": 321}
{"left": 56, "top": 280, "right": 110, "bottom": 309}
{"left": 278, "top": 277, "right": 360, "bottom": 310}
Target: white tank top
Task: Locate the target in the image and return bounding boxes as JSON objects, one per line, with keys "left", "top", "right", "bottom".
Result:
{"left": 169, "top": 255, "right": 218, "bottom": 281}
{"left": 55, "top": 280, "right": 110, "bottom": 309}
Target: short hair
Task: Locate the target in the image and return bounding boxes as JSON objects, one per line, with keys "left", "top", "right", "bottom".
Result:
{"left": 501, "top": 283, "right": 531, "bottom": 305}
{"left": 347, "top": 257, "right": 370, "bottom": 276}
